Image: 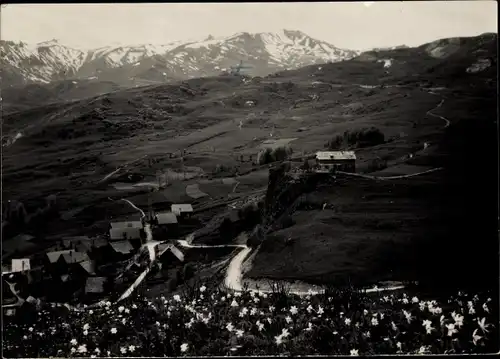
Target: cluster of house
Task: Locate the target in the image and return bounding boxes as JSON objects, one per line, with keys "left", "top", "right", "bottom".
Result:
{"left": 2, "top": 203, "right": 194, "bottom": 313}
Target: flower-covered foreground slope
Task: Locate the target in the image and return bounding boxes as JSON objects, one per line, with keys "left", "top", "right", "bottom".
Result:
{"left": 3, "top": 286, "right": 498, "bottom": 357}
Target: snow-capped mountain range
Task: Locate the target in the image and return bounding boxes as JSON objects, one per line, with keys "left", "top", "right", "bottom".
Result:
{"left": 1, "top": 30, "right": 360, "bottom": 87}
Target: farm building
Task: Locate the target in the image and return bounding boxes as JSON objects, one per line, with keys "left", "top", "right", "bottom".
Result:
{"left": 171, "top": 204, "right": 193, "bottom": 219}
{"left": 158, "top": 243, "right": 185, "bottom": 267}
{"left": 11, "top": 258, "right": 31, "bottom": 273}
{"left": 84, "top": 277, "right": 109, "bottom": 301}
{"left": 315, "top": 151, "right": 356, "bottom": 173}
{"left": 106, "top": 240, "right": 135, "bottom": 261}
{"left": 156, "top": 212, "right": 178, "bottom": 225}
{"left": 45, "top": 250, "right": 74, "bottom": 267}
{"left": 110, "top": 221, "right": 143, "bottom": 230}
{"left": 109, "top": 227, "right": 142, "bottom": 241}
{"left": 155, "top": 212, "right": 179, "bottom": 235}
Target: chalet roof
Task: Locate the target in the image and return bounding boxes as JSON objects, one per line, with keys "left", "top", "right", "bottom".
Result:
{"left": 109, "top": 240, "right": 134, "bottom": 254}
{"left": 109, "top": 227, "right": 141, "bottom": 240}
{"left": 85, "top": 277, "right": 106, "bottom": 293}
{"left": 79, "top": 260, "right": 96, "bottom": 275}
{"left": 46, "top": 250, "right": 73, "bottom": 264}
{"left": 171, "top": 204, "right": 193, "bottom": 213}
{"left": 159, "top": 243, "right": 185, "bottom": 262}
{"left": 156, "top": 212, "right": 178, "bottom": 225}
{"left": 110, "top": 221, "right": 143, "bottom": 229}
{"left": 316, "top": 151, "right": 356, "bottom": 161}
{"left": 90, "top": 237, "right": 109, "bottom": 249}
{"left": 60, "top": 251, "right": 90, "bottom": 264}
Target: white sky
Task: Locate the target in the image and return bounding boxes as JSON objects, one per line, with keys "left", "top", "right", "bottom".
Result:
{"left": 1, "top": 1, "right": 497, "bottom": 51}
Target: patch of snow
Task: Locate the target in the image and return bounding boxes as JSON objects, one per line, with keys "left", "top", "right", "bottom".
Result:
{"left": 466, "top": 58, "right": 491, "bottom": 73}
{"left": 377, "top": 58, "right": 392, "bottom": 68}
{"left": 133, "top": 62, "right": 141, "bottom": 67}
{"left": 72, "top": 81, "right": 78, "bottom": 84}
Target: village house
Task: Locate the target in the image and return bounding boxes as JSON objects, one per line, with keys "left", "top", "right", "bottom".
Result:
{"left": 109, "top": 226, "right": 143, "bottom": 249}
{"left": 315, "top": 151, "right": 356, "bottom": 173}
{"left": 171, "top": 204, "right": 193, "bottom": 219}
{"left": 157, "top": 243, "right": 185, "bottom": 270}
{"left": 11, "top": 258, "right": 31, "bottom": 273}
{"left": 83, "top": 276, "right": 108, "bottom": 302}
{"left": 106, "top": 240, "right": 136, "bottom": 262}
{"left": 155, "top": 212, "right": 179, "bottom": 235}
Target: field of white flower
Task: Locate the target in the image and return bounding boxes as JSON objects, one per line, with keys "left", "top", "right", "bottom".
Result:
{"left": 3, "top": 284, "right": 498, "bottom": 357}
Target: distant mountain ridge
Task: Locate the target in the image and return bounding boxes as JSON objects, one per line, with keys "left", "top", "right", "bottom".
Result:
{"left": 1, "top": 30, "right": 360, "bottom": 87}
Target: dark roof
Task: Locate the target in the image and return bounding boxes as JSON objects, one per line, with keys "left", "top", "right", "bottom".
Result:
{"left": 90, "top": 237, "right": 109, "bottom": 249}
{"left": 110, "top": 221, "right": 143, "bottom": 229}
{"left": 85, "top": 277, "right": 106, "bottom": 293}
{"left": 60, "top": 251, "right": 90, "bottom": 264}
{"left": 109, "top": 240, "right": 134, "bottom": 254}
{"left": 109, "top": 227, "right": 141, "bottom": 240}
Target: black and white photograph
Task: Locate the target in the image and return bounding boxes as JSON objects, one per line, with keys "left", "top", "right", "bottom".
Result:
{"left": 1, "top": 1, "right": 498, "bottom": 356}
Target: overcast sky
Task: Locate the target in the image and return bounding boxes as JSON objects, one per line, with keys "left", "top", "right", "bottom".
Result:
{"left": 1, "top": 1, "right": 497, "bottom": 51}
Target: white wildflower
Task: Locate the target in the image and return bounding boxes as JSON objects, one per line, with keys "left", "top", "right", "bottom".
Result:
{"left": 256, "top": 320, "right": 264, "bottom": 331}
{"left": 200, "top": 285, "right": 206, "bottom": 292}
{"left": 290, "top": 306, "right": 298, "bottom": 315}
{"left": 472, "top": 329, "right": 482, "bottom": 345}
{"left": 350, "top": 348, "right": 359, "bottom": 356}
{"left": 478, "top": 317, "right": 492, "bottom": 333}
{"left": 403, "top": 310, "right": 413, "bottom": 323}
{"left": 275, "top": 335, "right": 284, "bottom": 345}
{"left": 285, "top": 316, "right": 293, "bottom": 324}
{"left": 180, "top": 343, "right": 189, "bottom": 353}
{"left": 77, "top": 345, "right": 87, "bottom": 354}
{"left": 231, "top": 299, "right": 239, "bottom": 307}
{"left": 173, "top": 295, "right": 181, "bottom": 302}
{"left": 446, "top": 323, "right": 458, "bottom": 337}
{"left": 371, "top": 317, "right": 379, "bottom": 326}
{"left": 412, "top": 296, "right": 419, "bottom": 303}
{"left": 110, "top": 327, "right": 117, "bottom": 334}
{"left": 482, "top": 303, "right": 490, "bottom": 313}
{"left": 317, "top": 305, "right": 324, "bottom": 315}
{"left": 391, "top": 321, "right": 398, "bottom": 331}
{"left": 120, "top": 347, "right": 127, "bottom": 354}
{"left": 345, "top": 318, "right": 351, "bottom": 325}
{"left": 226, "top": 322, "right": 235, "bottom": 332}
{"left": 118, "top": 306, "right": 125, "bottom": 313}
{"left": 236, "top": 329, "right": 244, "bottom": 337}
{"left": 70, "top": 339, "right": 78, "bottom": 346}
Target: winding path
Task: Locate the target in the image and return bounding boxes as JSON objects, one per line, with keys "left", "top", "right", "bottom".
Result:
{"left": 426, "top": 98, "right": 450, "bottom": 128}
